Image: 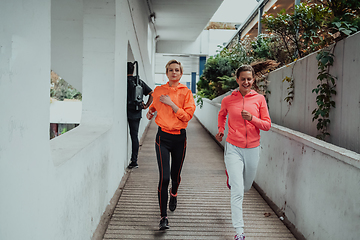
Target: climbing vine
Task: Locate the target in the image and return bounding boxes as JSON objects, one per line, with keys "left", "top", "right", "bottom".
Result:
{"left": 312, "top": 48, "right": 337, "bottom": 140}
{"left": 282, "top": 60, "right": 297, "bottom": 106}
{"left": 283, "top": 76, "right": 294, "bottom": 105}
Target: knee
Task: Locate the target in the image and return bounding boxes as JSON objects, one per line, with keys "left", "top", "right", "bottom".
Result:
{"left": 244, "top": 183, "right": 252, "bottom": 193}
{"left": 231, "top": 188, "right": 244, "bottom": 203}
{"left": 160, "top": 175, "right": 170, "bottom": 187}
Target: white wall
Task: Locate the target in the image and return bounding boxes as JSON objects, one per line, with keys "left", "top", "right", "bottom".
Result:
{"left": 0, "top": 1, "right": 54, "bottom": 239}
{"left": 50, "top": 100, "right": 82, "bottom": 124}
{"left": 267, "top": 31, "right": 360, "bottom": 153}
{"left": 0, "top": 0, "right": 155, "bottom": 239}
{"left": 195, "top": 99, "right": 223, "bottom": 138}
{"left": 195, "top": 98, "right": 360, "bottom": 240}
{"left": 258, "top": 124, "right": 360, "bottom": 240}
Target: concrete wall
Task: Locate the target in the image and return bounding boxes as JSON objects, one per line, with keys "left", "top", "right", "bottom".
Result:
{"left": 50, "top": 100, "right": 82, "bottom": 124}
{"left": 0, "top": 0, "right": 155, "bottom": 239}
{"left": 258, "top": 124, "right": 360, "bottom": 240}
{"left": 194, "top": 86, "right": 360, "bottom": 239}
{"left": 267, "top": 31, "right": 360, "bottom": 153}
{"left": 0, "top": 1, "right": 53, "bottom": 239}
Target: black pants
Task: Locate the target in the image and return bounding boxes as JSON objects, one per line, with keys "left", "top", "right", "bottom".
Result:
{"left": 128, "top": 118, "right": 141, "bottom": 163}
{"left": 155, "top": 127, "right": 187, "bottom": 217}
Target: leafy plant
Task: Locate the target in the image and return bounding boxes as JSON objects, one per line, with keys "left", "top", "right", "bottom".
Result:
{"left": 283, "top": 76, "right": 295, "bottom": 105}
{"left": 262, "top": 3, "right": 331, "bottom": 62}
{"left": 195, "top": 54, "right": 278, "bottom": 107}
{"left": 312, "top": 48, "right": 337, "bottom": 140}
{"left": 251, "top": 34, "right": 273, "bottom": 60}
{"left": 61, "top": 127, "right": 68, "bottom": 135}
{"left": 195, "top": 43, "right": 253, "bottom": 104}
{"left": 50, "top": 76, "right": 82, "bottom": 101}
{"left": 329, "top": 20, "right": 359, "bottom": 41}
{"left": 313, "top": 0, "right": 360, "bottom": 19}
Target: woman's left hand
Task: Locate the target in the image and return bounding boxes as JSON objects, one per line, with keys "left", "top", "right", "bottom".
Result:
{"left": 241, "top": 110, "right": 252, "bottom": 121}
{"left": 215, "top": 132, "right": 224, "bottom": 142}
{"left": 160, "top": 95, "right": 173, "bottom": 106}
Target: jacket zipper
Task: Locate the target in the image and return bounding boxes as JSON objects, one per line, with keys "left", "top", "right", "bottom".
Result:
{"left": 243, "top": 95, "right": 248, "bottom": 148}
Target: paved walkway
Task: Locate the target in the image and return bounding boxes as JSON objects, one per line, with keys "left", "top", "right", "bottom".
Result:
{"left": 102, "top": 118, "right": 296, "bottom": 239}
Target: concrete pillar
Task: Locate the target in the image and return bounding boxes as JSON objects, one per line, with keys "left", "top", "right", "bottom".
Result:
{"left": 81, "top": 0, "right": 116, "bottom": 124}
{"left": 191, "top": 72, "right": 196, "bottom": 93}
{"left": 0, "top": 0, "right": 54, "bottom": 239}
{"left": 199, "top": 56, "right": 206, "bottom": 76}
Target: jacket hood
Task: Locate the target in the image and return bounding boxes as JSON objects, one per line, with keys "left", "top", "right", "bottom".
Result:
{"left": 163, "top": 82, "right": 188, "bottom": 89}
{"left": 231, "top": 89, "right": 258, "bottom": 97}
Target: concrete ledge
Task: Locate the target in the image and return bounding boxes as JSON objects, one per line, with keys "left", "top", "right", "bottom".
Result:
{"left": 50, "top": 100, "right": 82, "bottom": 124}
{"left": 269, "top": 123, "right": 360, "bottom": 169}
{"left": 258, "top": 125, "right": 360, "bottom": 240}
{"left": 50, "top": 123, "right": 112, "bottom": 167}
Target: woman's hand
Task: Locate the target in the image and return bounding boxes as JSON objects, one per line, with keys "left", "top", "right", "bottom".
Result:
{"left": 146, "top": 108, "right": 155, "bottom": 120}
{"left": 160, "top": 94, "right": 179, "bottom": 113}
{"left": 159, "top": 95, "right": 173, "bottom": 106}
{"left": 241, "top": 110, "right": 252, "bottom": 121}
{"left": 215, "top": 132, "right": 224, "bottom": 142}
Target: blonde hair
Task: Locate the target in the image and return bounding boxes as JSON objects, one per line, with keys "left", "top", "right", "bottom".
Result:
{"left": 165, "top": 59, "right": 183, "bottom": 74}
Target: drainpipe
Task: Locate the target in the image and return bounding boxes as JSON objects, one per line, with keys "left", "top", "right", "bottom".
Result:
{"left": 294, "top": 0, "right": 301, "bottom": 58}
{"left": 238, "top": 31, "right": 242, "bottom": 43}
{"left": 258, "top": 6, "right": 264, "bottom": 36}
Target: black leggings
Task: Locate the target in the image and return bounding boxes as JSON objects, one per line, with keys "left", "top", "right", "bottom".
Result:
{"left": 155, "top": 127, "right": 187, "bottom": 217}
{"left": 128, "top": 118, "right": 140, "bottom": 162}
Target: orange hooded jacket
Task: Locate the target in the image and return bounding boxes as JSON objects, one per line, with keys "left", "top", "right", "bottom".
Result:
{"left": 150, "top": 82, "right": 196, "bottom": 134}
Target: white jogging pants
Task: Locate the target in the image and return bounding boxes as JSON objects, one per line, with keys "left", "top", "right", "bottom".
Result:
{"left": 224, "top": 142, "right": 260, "bottom": 235}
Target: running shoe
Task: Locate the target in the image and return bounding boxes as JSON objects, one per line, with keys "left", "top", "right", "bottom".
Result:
{"left": 159, "top": 217, "right": 169, "bottom": 230}
{"left": 127, "top": 161, "right": 138, "bottom": 169}
{"left": 169, "top": 189, "right": 177, "bottom": 211}
{"left": 234, "top": 233, "right": 245, "bottom": 240}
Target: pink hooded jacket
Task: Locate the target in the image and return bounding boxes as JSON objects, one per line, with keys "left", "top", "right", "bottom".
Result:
{"left": 218, "top": 89, "right": 271, "bottom": 148}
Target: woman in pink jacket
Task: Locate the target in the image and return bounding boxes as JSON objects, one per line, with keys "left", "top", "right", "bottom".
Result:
{"left": 216, "top": 65, "right": 271, "bottom": 240}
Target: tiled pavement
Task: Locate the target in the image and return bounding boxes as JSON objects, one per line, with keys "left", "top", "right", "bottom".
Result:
{"left": 102, "top": 117, "right": 296, "bottom": 240}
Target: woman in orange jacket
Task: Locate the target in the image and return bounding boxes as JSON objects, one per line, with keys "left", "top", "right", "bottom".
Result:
{"left": 216, "top": 65, "right": 271, "bottom": 240}
{"left": 146, "top": 59, "right": 196, "bottom": 230}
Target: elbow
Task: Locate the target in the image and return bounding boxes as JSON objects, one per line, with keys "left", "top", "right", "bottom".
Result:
{"left": 263, "top": 123, "right": 271, "bottom": 131}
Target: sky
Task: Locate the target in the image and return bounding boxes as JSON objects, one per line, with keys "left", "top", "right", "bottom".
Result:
{"left": 210, "top": 0, "right": 259, "bottom": 23}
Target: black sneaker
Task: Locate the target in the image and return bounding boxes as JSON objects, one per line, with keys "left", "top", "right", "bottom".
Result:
{"left": 169, "top": 189, "right": 177, "bottom": 211}
{"left": 127, "top": 161, "right": 138, "bottom": 169}
{"left": 159, "top": 217, "right": 169, "bottom": 230}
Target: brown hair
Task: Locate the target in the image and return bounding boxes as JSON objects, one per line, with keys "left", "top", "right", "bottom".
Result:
{"left": 235, "top": 65, "right": 255, "bottom": 79}
{"left": 165, "top": 59, "right": 183, "bottom": 74}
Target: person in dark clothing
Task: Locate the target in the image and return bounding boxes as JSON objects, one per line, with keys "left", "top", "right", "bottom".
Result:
{"left": 127, "top": 62, "right": 153, "bottom": 169}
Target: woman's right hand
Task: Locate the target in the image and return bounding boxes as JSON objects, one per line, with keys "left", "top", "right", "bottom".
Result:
{"left": 146, "top": 109, "right": 155, "bottom": 120}
{"left": 215, "top": 132, "right": 224, "bottom": 142}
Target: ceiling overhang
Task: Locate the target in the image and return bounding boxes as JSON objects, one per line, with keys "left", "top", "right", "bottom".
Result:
{"left": 150, "top": 0, "right": 224, "bottom": 42}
